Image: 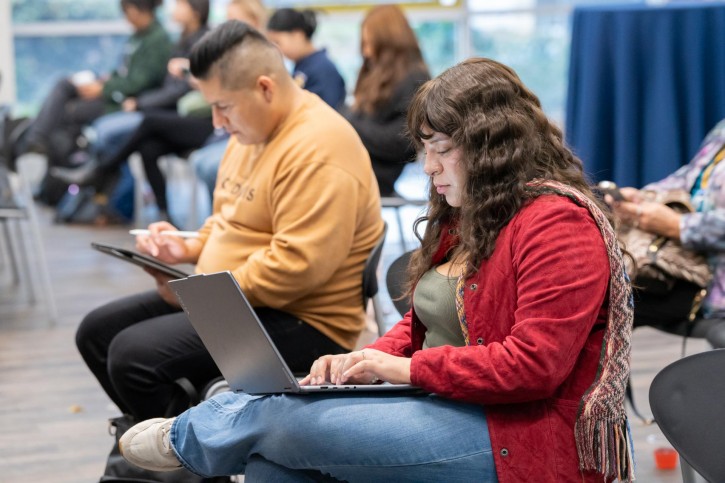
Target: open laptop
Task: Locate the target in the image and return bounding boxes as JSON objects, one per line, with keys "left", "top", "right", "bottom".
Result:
{"left": 169, "top": 271, "right": 418, "bottom": 395}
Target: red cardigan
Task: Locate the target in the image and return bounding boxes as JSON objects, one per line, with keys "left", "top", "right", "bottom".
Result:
{"left": 368, "top": 195, "right": 613, "bottom": 482}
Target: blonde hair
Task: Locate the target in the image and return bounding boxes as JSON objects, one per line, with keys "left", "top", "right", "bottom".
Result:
{"left": 228, "top": 0, "right": 268, "bottom": 31}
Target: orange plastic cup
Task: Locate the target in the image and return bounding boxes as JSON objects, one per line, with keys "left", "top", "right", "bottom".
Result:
{"left": 654, "top": 447, "right": 678, "bottom": 470}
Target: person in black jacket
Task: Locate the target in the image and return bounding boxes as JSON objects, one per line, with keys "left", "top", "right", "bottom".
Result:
{"left": 340, "top": 4, "right": 430, "bottom": 197}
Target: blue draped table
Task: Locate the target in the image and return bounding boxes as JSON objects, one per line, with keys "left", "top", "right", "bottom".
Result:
{"left": 565, "top": 2, "right": 725, "bottom": 188}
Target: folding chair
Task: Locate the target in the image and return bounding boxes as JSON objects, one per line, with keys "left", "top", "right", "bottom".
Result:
{"left": 0, "top": 167, "right": 58, "bottom": 324}
{"left": 385, "top": 250, "right": 413, "bottom": 318}
{"left": 380, "top": 196, "right": 425, "bottom": 252}
{"left": 361, "top": 222, "right": 388, "bottom": 337}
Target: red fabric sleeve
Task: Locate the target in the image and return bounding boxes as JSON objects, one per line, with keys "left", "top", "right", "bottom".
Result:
{"left": 365, "top": 310, "right": 415, "bottom": 357}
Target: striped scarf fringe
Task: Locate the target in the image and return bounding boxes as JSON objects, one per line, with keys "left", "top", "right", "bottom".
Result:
{"left": 527, "top": 180, "right": 635, "bottom": 481}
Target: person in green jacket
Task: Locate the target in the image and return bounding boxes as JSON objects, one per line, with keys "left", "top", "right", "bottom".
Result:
{"left": 21, "top": 0, "right": 172, "bottom": 157}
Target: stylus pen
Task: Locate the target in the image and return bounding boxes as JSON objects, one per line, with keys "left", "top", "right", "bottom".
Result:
{"left": 129, "top": 229, "right": 200, "bottom": 238}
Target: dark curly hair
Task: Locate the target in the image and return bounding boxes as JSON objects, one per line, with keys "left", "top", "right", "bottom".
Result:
{"left": 406, "top": 57, "right": 613, "bottom": 286}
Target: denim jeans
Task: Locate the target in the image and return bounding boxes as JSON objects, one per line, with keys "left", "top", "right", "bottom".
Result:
{"left": 91, "top": 111, "right": 144, "bottom": 159}
{"left": 172, "top": 391, "right": 498, "bottom": 482}
{"left": 189, "top": 138, "right": 228, "bottom": 198}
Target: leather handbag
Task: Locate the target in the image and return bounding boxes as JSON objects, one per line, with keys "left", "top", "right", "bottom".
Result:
{"left": 618, "top": 189, "right": 712, "bottom": 293}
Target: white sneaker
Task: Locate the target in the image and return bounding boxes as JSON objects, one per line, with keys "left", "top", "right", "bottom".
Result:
{"left": 119, "top": 417, "right": 183, "bottom": 472}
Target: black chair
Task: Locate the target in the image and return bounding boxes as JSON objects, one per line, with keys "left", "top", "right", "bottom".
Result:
{"left": 386, "top": 250, "right": 413, "bottom": 318}
{"left": 706, "top": 321, "right": 725, "bottom": 348}
{"left": 363, "top": 223, "right": 388, "bottom": 336}
{"left": 649, "top": 349, "right": 725, "bottom": 482}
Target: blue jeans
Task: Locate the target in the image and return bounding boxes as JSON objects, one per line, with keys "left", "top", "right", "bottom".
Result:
{"left": 189, "top": 138, "right": 228, "bottom": 197}
{"left": 90, "top": 111, "right": 144, "bottom": 159}
{"left": 171, "top": 391, "right": 498, "bottom": 482}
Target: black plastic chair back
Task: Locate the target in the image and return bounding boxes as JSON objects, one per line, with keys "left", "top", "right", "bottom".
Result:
{"left": 649, "top": 349, "right": 725, "bottom": 482}
{"left": 361, "top": 222, "right": 387, "bottom": 309}
{"left": 386, "top": 250, "right": 413, "bottom": 317}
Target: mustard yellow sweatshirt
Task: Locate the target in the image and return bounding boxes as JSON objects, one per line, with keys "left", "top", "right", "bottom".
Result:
{"left": 195, "top": 91, "right": 384, "bottom": 349}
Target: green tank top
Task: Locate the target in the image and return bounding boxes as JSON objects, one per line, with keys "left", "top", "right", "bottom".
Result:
{"left": 413, "top": 267, "right": 465, "bottom": 349}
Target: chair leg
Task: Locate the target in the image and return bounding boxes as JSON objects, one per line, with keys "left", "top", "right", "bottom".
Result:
{"left": 394, "top": 207, "right": 406, "bottom": 252}
{"left": 23, "top": 182, "right": 59, "bottom": 325}
{"left": 1, "top": 219, "right": 20, "bottom": 284}
{"left": 129, "top": 153, "right": 148, "bottom": 228}
{"left": 371, "top": 293, "right": 386, "bottom": 337}
{"left": 187, "top": 166, "right": 199, "bottom": 231}
{"left": 680, "top": 457, "right": 708, "bottom": 483}
{"left": 8, "top": 218, "right": 35, "bottom": 305}
{"left": 626, "top": 375, "right": 654, "bottom": 425}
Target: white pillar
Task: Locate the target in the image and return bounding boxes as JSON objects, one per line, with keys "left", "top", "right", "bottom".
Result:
{"left": 0, "top": 0, "right": 17, "bottom": 104}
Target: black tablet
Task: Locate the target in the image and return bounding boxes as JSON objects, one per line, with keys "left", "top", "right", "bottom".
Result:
{"left": 91, "top": 242, "right": 190, "bottom": 279}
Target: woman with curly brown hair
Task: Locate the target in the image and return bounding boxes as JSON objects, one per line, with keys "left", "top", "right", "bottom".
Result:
{"left": 341, "top": 4, "right": 430, "bottom": 196}
{"left": 118, "top": 58, "right": 635, "bottom": 483}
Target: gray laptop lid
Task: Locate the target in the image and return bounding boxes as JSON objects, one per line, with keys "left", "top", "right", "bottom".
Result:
{"left": 170, "top": 272, "right": 299, "bottom": 394}
{"left": 169, "top": 271, "right": 417, "bottom": 395}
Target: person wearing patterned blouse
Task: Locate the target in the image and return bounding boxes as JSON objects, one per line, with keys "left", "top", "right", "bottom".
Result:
{"left": 605, "top": 119, "right": 725, "bottom": 342}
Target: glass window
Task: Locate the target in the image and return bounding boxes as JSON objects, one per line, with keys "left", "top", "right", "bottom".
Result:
{"left": 14, "top": 35, "right": 127, "bottom": 110}
{"left": 12, "top": 0, "right": 123, "bottom": 23}
{"left": 414, "top": 20, "right": 458, "bottom": 77}
{"left": 316, "top": 16, "right": 458, "bottom": 94}
{"left": 315, "top": 16, "right": 362, "bottom": 94}
{"left": 470, "top": 12, "right": 570, "bottom": 124}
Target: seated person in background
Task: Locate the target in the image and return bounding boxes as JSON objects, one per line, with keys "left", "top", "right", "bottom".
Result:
{"left": 119, "top": 58, "right": 635, "bottom": 483}
{"left": 266, "top": 8, "right": 346, "bottom": 109}
{"left": 604, "top": 119, "right": 725, "bottom": 344}
{"left": 53, "top": 104, "right": 215, "bottom": 224}
{"left": 75, "top": 20, "right": 383, "bottom": 427}
{"left": 20, "top": 0, "right": 171, "bottom": 158}
{"left": 53, "top": 0, "right": 211, "bottom": 224}
{"left": 340, "top": 4, "right": 430, "bottom": 197}
{"left": 88, "top": 0, "right": 211, "bottom": 160}
{"left": 54, "top": 0, "right": 266, "bottom": 224}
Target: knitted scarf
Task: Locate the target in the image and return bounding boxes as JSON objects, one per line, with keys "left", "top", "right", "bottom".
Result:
{"left": 454, "top": 180, "right": 635, "bottom": 481}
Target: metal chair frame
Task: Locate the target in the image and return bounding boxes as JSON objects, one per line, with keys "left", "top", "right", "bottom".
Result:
{"left": 0, "top": 170, "right": 58, "bottom": 324}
